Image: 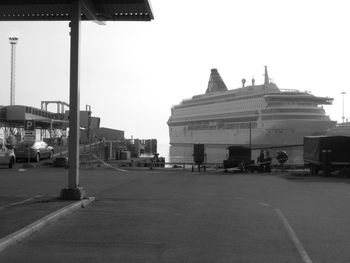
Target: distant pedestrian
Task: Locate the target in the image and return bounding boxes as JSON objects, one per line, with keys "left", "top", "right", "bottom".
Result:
{"left": 258, "top": 150, "right": 265, "bottom": 164}
{"left": 257, "top": 150, "right": 265, "bottom": 172}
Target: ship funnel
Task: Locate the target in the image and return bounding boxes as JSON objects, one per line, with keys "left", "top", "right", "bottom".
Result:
{"left": 242, "top": 78, "right": 246, "bottom": 87}
{"left": 264, "top": 65, "right": 269, "bottom": 87}
{"left": 205, "top": 69, "right": 228, "bottom": 94}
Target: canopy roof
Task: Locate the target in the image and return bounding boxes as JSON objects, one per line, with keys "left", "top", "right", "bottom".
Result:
{"left": 0, "top": 0, "right": 153, "bottom": 21}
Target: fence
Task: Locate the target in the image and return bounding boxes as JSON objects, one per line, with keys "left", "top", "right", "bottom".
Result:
{"left": 80, "top": 140, "right": 123, "bottom": 161}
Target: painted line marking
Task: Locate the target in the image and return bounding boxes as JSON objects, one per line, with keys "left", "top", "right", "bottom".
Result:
{"left": 146, "top": 172, "right": 178, "bottom": 174}
{"left": 275, "top": 208, "right": 313, "bottom": 263}
{"left": 0, "top": 195, "right": 44, "bottom": 211}
{"left": 259, "top": 202, "right": 270, "bottom": 207}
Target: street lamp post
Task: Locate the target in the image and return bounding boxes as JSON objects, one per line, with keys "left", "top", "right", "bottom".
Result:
{"left": 341, "top": 92, "right": 346, "bottom": 123}
{"left": 9, "top": 37, "right": 18, "bottom": 106}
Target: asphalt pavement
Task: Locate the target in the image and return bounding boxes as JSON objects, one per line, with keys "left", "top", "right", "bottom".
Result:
{"left": 1, "top": 164, "right": 350, "bottom": 262}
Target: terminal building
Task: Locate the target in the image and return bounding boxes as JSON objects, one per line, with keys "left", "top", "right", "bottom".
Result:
{"left": 0, "top": 103, "right": 157, "bottom": 158}
{"left": 0, "top": 103, "right": 120, "bottom": 143}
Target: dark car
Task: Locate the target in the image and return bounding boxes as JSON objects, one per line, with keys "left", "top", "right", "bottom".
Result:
{"left": 15, "top": 140, "right": 54, "bottom": 162}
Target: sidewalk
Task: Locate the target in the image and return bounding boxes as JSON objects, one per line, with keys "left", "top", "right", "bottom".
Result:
{"left": 0, "top": 166, "right": 78, "bottom": 250}
{"left": 0, "top": 164, "right": 134, "bottom": 252}
{"left": 0, "top": 194, "right": 74, "bottom": 238}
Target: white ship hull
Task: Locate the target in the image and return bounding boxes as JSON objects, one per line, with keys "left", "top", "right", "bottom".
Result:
{"left": 169, "top": 119, "right": 334, "bottom": 164}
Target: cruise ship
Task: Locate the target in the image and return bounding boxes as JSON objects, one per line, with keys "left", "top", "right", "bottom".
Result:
{"left": 167, "top": 67, "right": 336, "bottom": 164}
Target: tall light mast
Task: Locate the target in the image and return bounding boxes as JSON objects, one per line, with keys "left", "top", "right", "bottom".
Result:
{"left": 341, "top": 91, "right": 346, "bottom": 123}
{"left": 9, "top": 37, "right": 18, "bottom": 106}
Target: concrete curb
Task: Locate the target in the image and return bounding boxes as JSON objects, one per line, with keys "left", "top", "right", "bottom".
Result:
{"left": 0, "top": 197, "right": 95, "bottom": 253}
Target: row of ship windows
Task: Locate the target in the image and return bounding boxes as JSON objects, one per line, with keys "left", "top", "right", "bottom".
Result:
{"left": 267, "top": 102, "right": 315, "bottom": 107}
{"left": 187, "top": 122, "right": 258, "bottom": 131}
{"left": 175, "top": 102, "right": 316, "bottom": 117}
{"left": 169, "top": 116, "right": 258, "bottom": 127}
{"left": 262, "top": 108, "right": 324, "bottom": 114}
{"left": 261, "top": 115, "right": 327, "bottom": 120}
{"left": 178, "top": 96, "right": 263, "bottom": 110}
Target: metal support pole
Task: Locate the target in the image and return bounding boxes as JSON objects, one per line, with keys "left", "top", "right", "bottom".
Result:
{"left": 69, "top": 0, "right": 81, "bottom": 189}
{"left": 249, "top": 122, "right": 252, "bottom": 160}
{"left": 61, "top": 0, "right": 85, "bottom": 200}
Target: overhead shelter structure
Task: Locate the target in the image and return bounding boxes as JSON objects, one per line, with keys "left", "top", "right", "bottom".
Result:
{"left": 0, "top": 0, "right": 154, "bottom": 200}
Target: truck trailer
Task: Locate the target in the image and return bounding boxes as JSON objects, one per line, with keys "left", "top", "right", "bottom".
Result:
{"left": 303, "top": 136, "right": 350, "bottom": 175}
{"left": 223, "top": 146, "right": 254, "bottom": 171}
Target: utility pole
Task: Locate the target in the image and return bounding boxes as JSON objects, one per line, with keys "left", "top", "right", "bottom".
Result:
{"left": 249, "top": 122, "right": 252, "bottom": 160}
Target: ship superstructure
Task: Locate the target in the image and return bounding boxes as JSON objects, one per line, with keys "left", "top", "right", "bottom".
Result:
{"left": 168, "top": 67, "right": 336, "bottom": 164}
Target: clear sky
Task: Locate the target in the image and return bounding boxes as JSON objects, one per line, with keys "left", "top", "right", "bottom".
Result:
{"left": 0, "top": 0, "right": 349, "bottom": 157}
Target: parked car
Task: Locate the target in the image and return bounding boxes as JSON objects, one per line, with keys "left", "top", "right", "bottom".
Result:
{"left": 15, "top": 140, "right": 54, "bottom": 162}
{"left": 0, "top": 136, "right": 16, "bottom": 168}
